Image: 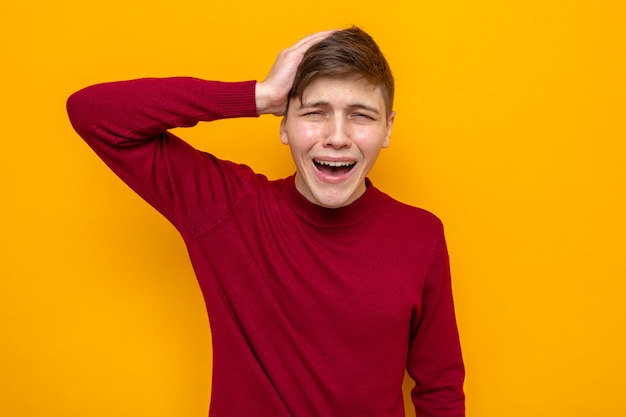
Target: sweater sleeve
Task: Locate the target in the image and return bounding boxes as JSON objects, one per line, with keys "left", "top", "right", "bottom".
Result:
{"left": 66, "top": 77, "right": 259, "bottom": 234}
{"left": 407, "top": 226, "right": 465, "bottom": 417}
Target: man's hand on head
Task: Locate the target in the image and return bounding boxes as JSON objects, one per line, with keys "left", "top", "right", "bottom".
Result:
{"left": 255, "top": 30, "right": 336, "bottom": 117}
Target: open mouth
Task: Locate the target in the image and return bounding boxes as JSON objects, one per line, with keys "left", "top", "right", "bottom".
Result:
{"left": 314, "top": 159, "right": 356, "bottom": 177}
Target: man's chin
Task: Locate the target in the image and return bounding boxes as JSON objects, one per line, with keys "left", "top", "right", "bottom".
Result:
{"left": 310, "top": 186, "right": 360, "bottom": 209}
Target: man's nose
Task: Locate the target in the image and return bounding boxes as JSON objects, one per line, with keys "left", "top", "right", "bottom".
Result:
{"left": 322, "top": 117, "right": 351, "bottom": 148}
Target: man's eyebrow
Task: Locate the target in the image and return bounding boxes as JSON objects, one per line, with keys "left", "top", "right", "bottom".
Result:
{"left": 348, "top": 103, "right": 380, "bottom": 114}
{"left": 299, "top": 101, "right": 380, "bottom": 114}
{"left": 298, "top": 100, "right": 329, "bottom": 109}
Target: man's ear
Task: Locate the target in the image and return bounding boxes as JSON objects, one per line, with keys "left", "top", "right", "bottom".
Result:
{"left": 382, "top": 111, "right": 396, "bottom": 148}
{"left": 280, "top": 117, "right": 289, "bottom": 145}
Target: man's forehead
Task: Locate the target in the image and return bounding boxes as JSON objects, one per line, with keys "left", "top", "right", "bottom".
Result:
{"left": 297, "top": 77, "right": 384, "bottom": 107}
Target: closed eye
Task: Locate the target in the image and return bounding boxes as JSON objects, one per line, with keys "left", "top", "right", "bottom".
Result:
{"left": 353, "top": 112, "right": 377, "bottom": 121}
{"left": 301, "top": 110, "right": 326, "bottom": 119}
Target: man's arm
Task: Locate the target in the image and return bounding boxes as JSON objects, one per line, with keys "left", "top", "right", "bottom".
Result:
{"left": 407, "top": 227, "right": 465, "bottom": 417}
{"left": 67, "top": 77, "right": 258, "bottom": 145}
{"left": 67, "top": 78, "right": 259, "bottom": 230}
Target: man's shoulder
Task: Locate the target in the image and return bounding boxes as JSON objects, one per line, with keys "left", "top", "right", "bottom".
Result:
{"left": 373, "top": 186, "right": 444, "bottom": 234}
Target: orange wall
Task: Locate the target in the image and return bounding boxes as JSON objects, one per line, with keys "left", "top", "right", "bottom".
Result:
{"left": 2, "top": 1, "right": 625, "bottom": 416}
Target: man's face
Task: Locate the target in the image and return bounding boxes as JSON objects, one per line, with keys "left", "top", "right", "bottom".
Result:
{"left": 280, "top": 76, "right": 395, "bottom": 209}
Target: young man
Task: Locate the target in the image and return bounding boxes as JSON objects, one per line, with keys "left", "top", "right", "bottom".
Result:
{"left": 67, "top": 27, "right": 465, "bottom": 417}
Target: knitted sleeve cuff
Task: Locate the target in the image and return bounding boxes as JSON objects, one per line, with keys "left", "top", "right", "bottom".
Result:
{"left": 217, "top": 80, "right": 259, "bottom": 118}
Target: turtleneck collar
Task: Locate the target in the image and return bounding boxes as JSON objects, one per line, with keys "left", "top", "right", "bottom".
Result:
{"left": 278, "top": 174, "right": 382, "bottom": 229}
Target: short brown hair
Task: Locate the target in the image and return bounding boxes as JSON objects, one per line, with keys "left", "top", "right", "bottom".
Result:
{"left": 288, "top": 26, "right": 395, "bottom": 117}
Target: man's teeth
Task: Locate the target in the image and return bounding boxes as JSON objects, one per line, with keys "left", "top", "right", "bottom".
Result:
{"left": 314, "top": 160, "right": 355, "bottom": 167}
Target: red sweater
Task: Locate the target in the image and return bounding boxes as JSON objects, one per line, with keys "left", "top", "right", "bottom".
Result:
{"left": 67, "top": 78, "right": 465, "bottom": 417}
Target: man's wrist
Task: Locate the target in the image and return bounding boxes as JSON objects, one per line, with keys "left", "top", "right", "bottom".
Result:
{"left": 255, "top": 82, "right": 286, "bottom": 116}
{"left": 255, "top": 82, "right": 271, "bottom": 115}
